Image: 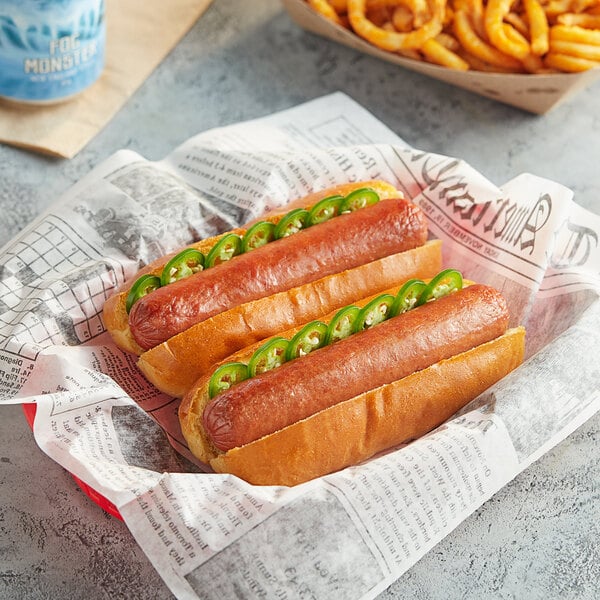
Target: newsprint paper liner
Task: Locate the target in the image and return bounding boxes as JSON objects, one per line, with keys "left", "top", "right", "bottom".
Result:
{"left": 1, "top": 93, "right": 599, "bottom": 599}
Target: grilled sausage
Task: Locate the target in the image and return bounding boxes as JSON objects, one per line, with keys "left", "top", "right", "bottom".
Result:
{"left": 129, "top": 198, "right": 427, "bottom": 350}
{"left": 203, "top": 284, "right": 509, "bottom": 452}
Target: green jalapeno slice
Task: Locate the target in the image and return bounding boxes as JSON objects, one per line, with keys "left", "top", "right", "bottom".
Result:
{"left": 307, "top": 195, "right": 344, "bottom": 226}
{"left": 160, "top": 248, "right": 205, "bottom": 286}
{"left": 353, "top": 294, "right": 396, "bottom": 332}
{"left": 125, "top": 274, "right": 162, "bottom": 313}
{"left": 273, "top": 208, "right": 310, "bottom": 239}
{"left": 208, "top": 362, "right": 249, "bottom": 399}
{"left": 285, "top": 321, "right": 328, "bottom": 360}
{"left": 418, "top": 269, "right": 463, "bottom": 305}
{"left": 242, "top": 221, "right": 276, "bottom": 252}
{"left": 248, "top": 337, "right": 290, "bottom": 376}
{"left": 324, "top": 305, "right": 360, "bottom": 345}
{"left": 339, "top": 188, "right": 380, "bottom": 213}
{"left": 205, "top": 233, "right": 243, "bottom": 267}
{"left": 390, "top": 279, "right": 427, "bottom": 317}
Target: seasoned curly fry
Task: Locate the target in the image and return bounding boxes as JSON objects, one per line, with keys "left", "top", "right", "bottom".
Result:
{"left": 551, "top": 23, "right": 600, "bottom": 44}
{"left": 588, "top": 5, "right": 600, "bottom": 16}
{"left": 551, "top": 39, "right": 600, "bottom": 59}
{"left": 422, "top": 37, "right": 470, "bottom": 67}
{"left": 366, "top": 0, "right": 408, "bottom": 8}
{"left": 506, "top": 12, "right": 529, "bottom": 36}
{"left": 503, "top": 23, "right": 529, "bottom": 47}
{"left": 330, "top": 0, "right": 349, "bottom": 11}
{"left": 304, "top": 0, "right": 600, "bottom": 73}
{"left": 545, "top": 52, "right": 600, "bottom": 71}
{"left": 398, "top": 47, "right": 425, "bottom": 59}
{"left": 572, "top": 0, "right": 599, "bottom": 12}
{"left": 466, "top": 0, "right": 486, "bottom": 38}
{"left": 485, "top": 0, "right": 531, "bottom": 60}
{"left": 347, "top": 0, "right": 445, "bottom": 50}
{"left": 557, "top": 13, "right": 600, "bottom": 29}
{"left": 308, "top": 0, "right": 344, "bottom": 24}
{"left": 524, "top": 0, "right": 550, "bottom": 56}
{"left": 392, "top": 5, "right": 415, "bottom": 31}
{"left": 402, "top": 0, "right": 431, "bottom": 26}
{"left": 390, "top": 0, "right": 433, "bottom": 31}
{"left": 458, "top": 49, "right": 523, "bottom": 71}
{"left": 453, "top": 8, "right": 524, "bottom": 68}
{"left": 543, "top": 0, "right": 577, "bottom": 20}
{"left": 436, "top": 31, "right": 461, "bottom": 51}
{"left": 367, "top": 5, "right": 392, "bottom": 26}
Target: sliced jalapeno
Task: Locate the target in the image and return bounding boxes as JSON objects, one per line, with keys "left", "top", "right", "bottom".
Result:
{"left": 286, "top": 321, "right": 328, "bottom": 360}
{"left": 339, "top": 188, "right": 380, "bottom": 213}
{"left": 324, "top": 305, "right": 360, "bottom": 345}
{"left": 273, "top": 208, "right": 310, "bottom": 239}
{"left": 353, "top": 294, "right": 396, "bottom": 332}
{"left": 248, "top": 337, "right": 290, "bottom": 376}
{"left": 418, "top": 269, "right": 463, "bottom": 305}
{"left": 390, "top": 279, "right": 427, "bottom": 317}
{"left": 208, "top": 362, "right": 249, "bottom": 399}
{"left": 205, "top": 233, "right": 243, "bottom": 267}
{"left": 160, "top": 248, "right": 205, "bottom": 286}
{"left": 125, "top": 274, "right": 161, "bottom": 313}
{"left": 242, "top": 221, "right": 276, "bottom": 252}
{"left": 307, "top": 195, "right": 344, "bottom": 226}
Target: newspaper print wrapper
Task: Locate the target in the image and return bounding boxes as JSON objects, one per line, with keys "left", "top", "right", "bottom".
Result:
{"left": 0, "top": 93, "right": 599, "bottom": 600}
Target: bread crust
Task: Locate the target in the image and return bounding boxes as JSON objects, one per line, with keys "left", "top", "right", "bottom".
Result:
{"left": 138, "top": 239, "right": 442, "bottom": 397}
{"left": 183, "top": 327, "right": 525, "bottom": 486}
{"left": 102, "top": 180, "right": 402, "bottom": 355}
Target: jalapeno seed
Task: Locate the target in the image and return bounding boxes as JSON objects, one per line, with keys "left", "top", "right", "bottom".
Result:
{"left": 208, "top": 362, "right": 249, "bottom": 398}
{"left": 390, "top": 279, "right": 427, "bottom": 317}
{"left": 205, "top": 233, "right": 243, "bottom": 267}
{"left": 242, "top": 221, "right": 276, "bottom": 252}
{"left": 339, "top": 188, "right": 380, "bottom": 213}
{"left": 160, "top": 248, "right": 205, "bottom": 286}
{"left": 273, "top": 208, "right": 310, "bottom": 239}
{"left": 286, "top": 321, "right": 328, "bottom": 360}
{"left": 353, "top": 294, "right": 396, "bottom": 332}
{"left": 418, "top": 269, "right": 463, "bottom": 305}
{"left": 307, "top": 195, "right": 344, "bottom": 226}
{"left": 324, "top": 305, "right": 360, "bottom": 344}
{"left": 248, "top": 337, "right": 290, "bottom": 376}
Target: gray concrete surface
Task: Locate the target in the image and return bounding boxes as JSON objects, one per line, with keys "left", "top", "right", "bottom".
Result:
{"left": 0, "top": 1, "right": 598, "bottom": 598}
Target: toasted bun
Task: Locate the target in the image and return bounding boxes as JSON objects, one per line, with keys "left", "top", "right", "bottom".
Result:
{"left": 182, "top": 326, "right": 525, "bottom": 486}
{"left": 102, "top": 180, "right": 402, "bottom": 355}
{"left": 138, "top": 239, "right": 442, "bottom": 397}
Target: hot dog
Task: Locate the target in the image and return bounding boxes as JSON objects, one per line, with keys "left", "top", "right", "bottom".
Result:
{"left": 103, "top": 180, "right": 444, "bottom": 397}
{"left": 179, "top": 275, "right": 525, "bottom": 486}
{"left": 129, "top": 195, "right": 425, "bottom": 350}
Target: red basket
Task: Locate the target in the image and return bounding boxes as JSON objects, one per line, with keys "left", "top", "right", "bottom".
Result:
{"left": 22, "top": 403, "right": 123, "bottom": 520}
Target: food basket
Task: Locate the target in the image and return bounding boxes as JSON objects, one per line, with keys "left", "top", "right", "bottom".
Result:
{"left": 281, "top": 0, "right": 600, "bottom": 113}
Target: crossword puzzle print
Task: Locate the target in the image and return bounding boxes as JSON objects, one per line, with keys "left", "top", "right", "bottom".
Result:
{"left": 0, "top": 214, "right": 122, "bottom": 360}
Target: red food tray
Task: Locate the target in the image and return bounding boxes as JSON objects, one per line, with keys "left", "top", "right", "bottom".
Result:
{"left": 22, "top": 403, "right": 123, "bottom": 520}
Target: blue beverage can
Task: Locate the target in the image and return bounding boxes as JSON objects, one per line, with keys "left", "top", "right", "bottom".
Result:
{"left": 0, "top": 0, "right": 105, "bottom": 104}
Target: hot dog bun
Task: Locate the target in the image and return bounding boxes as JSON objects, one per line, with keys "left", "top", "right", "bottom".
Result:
{"left": 207, "top": 327, "right": 525, "bottom": 486}
{"left": 103, "top": 180, "right": 404, "bottom": 356}
{"left": 179, "top": 283, "right": 525, "bottom": 486}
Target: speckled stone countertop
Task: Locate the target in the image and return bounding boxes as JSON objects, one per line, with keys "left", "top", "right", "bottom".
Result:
{"left": 0, "top": 1, "right": 598, "bottom": 599}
